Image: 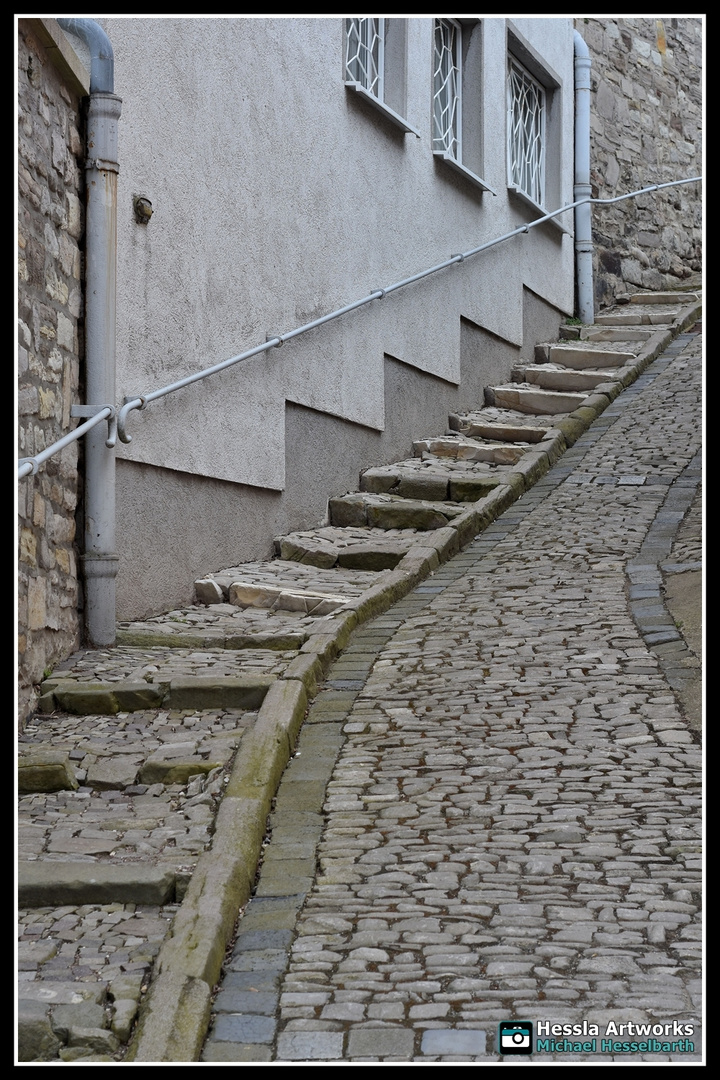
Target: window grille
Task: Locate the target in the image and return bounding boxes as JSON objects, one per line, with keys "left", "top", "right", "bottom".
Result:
{"left": 507, "top": 57, "right": 546, "bottom": 207}
{"left": 346, "top": 18, "right": 384, "bottom": 100}
{"left": 433, "top": 19, "right": 461, "bottom": 160}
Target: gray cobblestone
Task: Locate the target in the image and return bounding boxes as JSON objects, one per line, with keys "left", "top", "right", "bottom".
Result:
{"left": 20, "top": 312, "right": 702, "bottom": 1063}
{"left": 203, "top": 327, "right": 701, "bottom": 1063}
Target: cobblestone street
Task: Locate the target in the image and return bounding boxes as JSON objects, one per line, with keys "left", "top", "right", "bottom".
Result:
{"left": 204, "top": 330, "right": 702, "bottom": 1063}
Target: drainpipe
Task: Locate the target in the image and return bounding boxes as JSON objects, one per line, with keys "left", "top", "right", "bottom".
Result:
{"left": 573, "top": 29, "right": 594, "bottom": 324}
{"left": 58, "top": 19, "right": 121, "bottom": 646}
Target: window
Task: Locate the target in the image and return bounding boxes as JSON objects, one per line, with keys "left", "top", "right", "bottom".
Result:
{"left": 344, "top": 18, "right": 419, "bottom": 136}
{"left": 431, "top": 19, "right": 494, "bottom": 194}
{"left": 433, "top": 19, "right": 461, "bottom": 160}
{"left": 345, "top": 17, "right": 383, "bottom": 99}
{"left": 507, "top": 56, "right": 546, "bottom": 208}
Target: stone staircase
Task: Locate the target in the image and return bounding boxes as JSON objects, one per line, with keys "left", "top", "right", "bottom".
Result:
{"left": 188, "top": 291, "right": 699, "bottom": 604}
{"left": 17, "top": 288, "right": 701, "bottom": 1061}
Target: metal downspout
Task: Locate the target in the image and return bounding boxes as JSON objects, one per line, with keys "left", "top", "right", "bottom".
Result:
{"left": 574, "top": 29, "right": 594, "bottom": 324}
{"left": 58, "top": 19, "right": 121, "bottom": 646}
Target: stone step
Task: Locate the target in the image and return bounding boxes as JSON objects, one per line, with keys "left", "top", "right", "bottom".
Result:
{"left": 39, "top": 673, "right": 274, "bottom": 715}
{"left": 117, "top": 624, "right": 308, "bottom": 651}
{"left": 511, "top": 363, "right": 620, "bottom": 392}
{"left": 535, "top": 343, "right": 637, "bottom": 368}
{"left": 18, "top": 862, "right": 178, "bottom": 907}
{"left": 484, "top": 384, "right": 590, "bottom": 415}
{"left": 594, "top": 309, "right": 679, "bottom": 326}
{"left": 449, "top": 409, "right": 554, "bottom": 443}
{"left": 559, "top": 324, "right": 656, "bottom": 342}
{"left": 329, "top": 491, "right": 467, "bottom": 530}
{"left": 226, "top": 581, "right": 347, "bottom": 616}
{"left": 629, "top": 290, "right": 700, "bottom": 305}
{"left": 360, "top": 461, "right": 501, "bottom": 503}
{"left": 36, "top": 641, "right": 297, "bottom": 715}
{"left": 277, "top": 526, "right": 417, "bottom": 570}
{"left": 19, "top": 287, "right": 701, "bottom": 1066}
{"left": 413, "top": 435, "right": 527, "bottom": 465}
{"left": 19, "top": 703, "right": 245, "bottom": 905}
{"left": 195, "top": 559, "right": 380, "bottom": 603}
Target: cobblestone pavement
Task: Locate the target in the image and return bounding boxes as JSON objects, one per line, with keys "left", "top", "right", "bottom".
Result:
{"left": 203, "top": 330, "right": 703, "bottom": 1063}
{"left": 17, "top": 705, "right": 256, "bottom": 1061}
{"left": 18, "top": 708, "right": 255, "bottom": 867}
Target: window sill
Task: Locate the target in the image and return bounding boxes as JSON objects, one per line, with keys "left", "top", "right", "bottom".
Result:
{"left": 345, "top": 81, "right": 421, "bottom": 137}
{"left": 433, "top": 151, "right": 497, "bottom": 196}
{"left": 508, "top": 186, "right": 572, "bottom": 234}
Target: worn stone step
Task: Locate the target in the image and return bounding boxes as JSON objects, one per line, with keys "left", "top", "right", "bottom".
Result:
{"left": 449, "top": 409, "right": 554, "bottom": 443}
{"left": 36, "top": 642, "right": 297, "bottom": 715}
{"left": 484, "top": 384, "right": 590, "bottom": 415}
{"left": 117, "top": 623, "right": 307, "bottom": 651}
{"left": 329, "top": 491, "right": 467, "bottom": 530}
{"left": 559, "top": 324, "right": 656, "bottom": 342}
{"left": 360, "top": 461, "right": 501, "bottom": 503}
{"left": 19, "top": 862, "right": 178, "bottom": 907}
{"left": 594, "top": 309, "right": 679, "bottom": 326}
{"left": 196, "top": 560, "right": 380, "bottom": 603}
{"left": 534, "top": 343, "right": 636, "bottom": 368}
{"left": 278, "top": 526, "right": 417, "bottom": 570}
{"left": 629, "top": 290, "right": 700, "bottom": 305}
{"left": 511, "top": 363, "right": 619, "bottom": 392}
{"left": 18, "top": 706, "right": 243, "bottom": 908}
{"left": 38, "top": 674, "right": 274, "bottom": 715}
{"left": 226, "top": 581, "right": 347, "bottom": 616}
{"left": 412, "top": 435, "right": 527, "bottom": 465}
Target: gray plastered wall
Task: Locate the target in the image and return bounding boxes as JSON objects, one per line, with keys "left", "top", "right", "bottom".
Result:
{"left": 97, "top": 17, "right": 576, "bottom": 618}
{"left": 17, "top": 17, "right": 702, "bottom": 723}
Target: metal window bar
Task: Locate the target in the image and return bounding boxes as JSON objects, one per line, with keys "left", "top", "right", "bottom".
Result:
{"left": 17, "top": 176, "right": 701, "bottom": 477}
{"left": 346, "top": 18, "right": 383, "bottom": 99}
{"left": 508, "top": 57, "right": 546, "bottom": 206}
{"left": 433, "top": 19, "right": 461, "bottom": 159}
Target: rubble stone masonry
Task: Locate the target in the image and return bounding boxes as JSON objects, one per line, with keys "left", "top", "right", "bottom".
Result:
{"left": 17, "top": 20, "right": 88, "bottom": 726}
{"left": 579, "top": 17, "right": 702, "bottom": 307}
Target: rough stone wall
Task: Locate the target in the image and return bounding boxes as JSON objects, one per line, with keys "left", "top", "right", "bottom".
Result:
{"left": 17, "top": 20, "right": 88, "bottom": 727}
{"left": 579, "top": 17, "right": 702, "bottom": 308}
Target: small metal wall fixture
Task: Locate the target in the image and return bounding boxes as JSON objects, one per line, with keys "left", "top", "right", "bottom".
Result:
{"left": 133, "top": 195, "right": 153, "bottom": 224}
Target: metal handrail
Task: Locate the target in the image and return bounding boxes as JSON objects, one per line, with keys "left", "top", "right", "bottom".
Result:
{"left": 115, "top": 175, "right": 701, "bottom": 443}
{"left": 17, "top": 407, "right": 115, "bottom": 479}
{"left": 18, "top": 175, "right": 701, "bottom": 477}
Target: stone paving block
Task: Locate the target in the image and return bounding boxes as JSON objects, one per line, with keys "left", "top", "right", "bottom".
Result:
{"left": 17, "top": 1000, "right": 63, "bottom": 1062}
{"left": 348, "top": 1027, "right": 416, "bottom": 1058}
{"left": 420, "top": 1029, "right": 487, "bottom": 1057}
{"left": 233, "top": 929, "right": 295, "bottom": 953}
{"left": 276, "top": 1030, "right": 345, "bottom": 1060}
{"left": 211, "top": 1014, "right": 276, "bottom": 1043}
{"left": 226, "top": 948, "right": 290, "bottom": 972}
{"left": 202, "top": 1042, "right": 273, "bottom": 1061}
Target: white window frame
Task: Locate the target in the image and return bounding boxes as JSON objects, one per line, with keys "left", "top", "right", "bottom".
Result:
{"left": 507, "top": 55, "right": 547, "bottom": 210}
{"left": 344, "top": 18, "right": 420, "bottom": 136}
{"left": 432, "top": 19, "right": 495, "bottom": 195}
{"left": 433, "top": 18, "right": 462, "bottom": 160}
{"left": 345, "top": 17, "right": 384, "bottom": 100}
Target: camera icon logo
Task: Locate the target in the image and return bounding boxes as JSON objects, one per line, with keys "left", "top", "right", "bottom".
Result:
{"left": 498, "top": 1021, "right": 533, "bottom": 1055}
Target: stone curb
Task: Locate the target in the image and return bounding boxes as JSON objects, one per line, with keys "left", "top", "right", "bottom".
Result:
{"left": 127, "top": 298, "right": 701, "bottom": 1061}
{"left": 129, "top": 677, "right": 308, "bottom": 1060}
